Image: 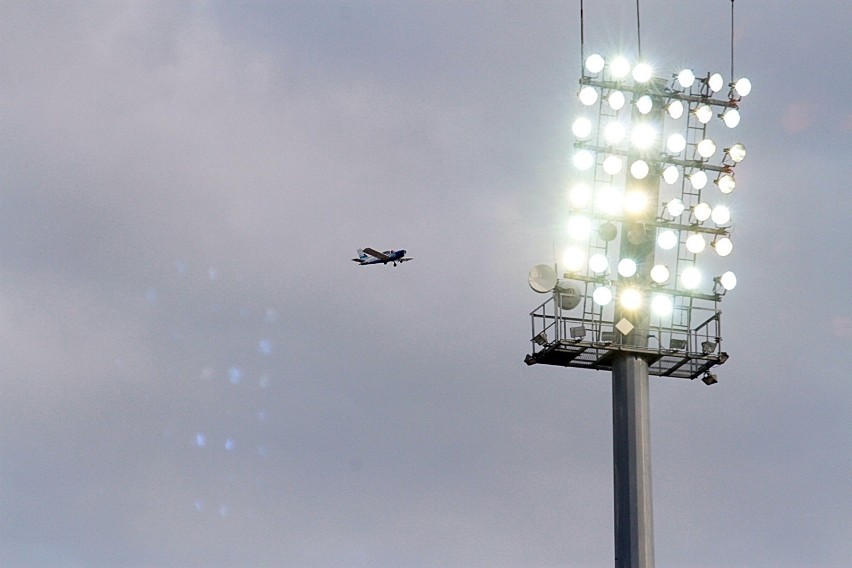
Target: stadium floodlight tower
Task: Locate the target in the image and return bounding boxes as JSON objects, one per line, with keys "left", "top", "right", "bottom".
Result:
{"left": 525, "top": 46, "right": 749, "bottom": 566}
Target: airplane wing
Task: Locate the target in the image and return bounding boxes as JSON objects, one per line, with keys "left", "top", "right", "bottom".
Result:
{"left": 363, "top": 247, "right": 391, "bottom": 261}
{"left": 399, "top": 258, "right": 413, "bottom": 262}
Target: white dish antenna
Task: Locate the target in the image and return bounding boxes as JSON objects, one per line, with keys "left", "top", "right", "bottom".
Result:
{"left": 528, "top": 264, "right": 557, "bottom": 293}
{"left": 556, "top": 280, "right": 582, "bottom": 310}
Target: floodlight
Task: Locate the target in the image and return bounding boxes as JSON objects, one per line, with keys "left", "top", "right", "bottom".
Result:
{"left": 711, "top": 205, "right": 731, "bottom": 225}
{"left": 624, "top": 189, "right": 647, "bottom": 214}
{"left": 620, "top": 288, "right": 642, "bottom": 310}
{"left": 701, "top": 372, "right": 718, "bottom": 385}
{"left": 666, "top": 198, "right": 685, "bottom": 217}
{"left": 667, "top": 100, "right": 684, "bottom": 119}
{"left": 627, "top": 225, "right": 646, "bottom": 245}
{"left": 570, "top": 325, "right": 588, "bottom": 340}
{"left": 686, "top": 234, "right": 706, "bottom": 253}
{"left": 719, "top": 270, "right": 737, "bottom": 290}
{"left": 579, "top": 85, "right": 598, "bottom": 105}
{"left": 693, "top": 202, "right": 712, "bottom": 222}
{"left": 572, "top": 117, "right": 593, "bottom": 139}
{"left": 689, "top": 170, "right": 708, "bottom": 189}
{"left": 717, "top": 173, "right": 736, "bottom": 194}
{"left": 701, "top": 341, "right": 717, "bottom": 354}
{"left": 650, "top": 264, "right": 670, "bottom": 284}
{"left": 651, "top": 294, "right": 672, "bottom": 317}
{"left": 585, "top": 53, "right": 605, "bottom": 74}
{"left": 629, "top": 160, "right": 649, "bottom": 180}
{"left": 681, "top": 266, "right": 701, "bottom": 289}
{"left": 631, "top": 124, "right": 656, "bottom": 149}
{"left": 669, "top": 338, "right": 687, "bottom": 350}
{"left": 666, "top": 133, "right": 686, "bottom": 154}
{"left": 636, "top": 95, "right": 653, "bottom": 115}
{"left": 726, "top": 143, "right": 747, "bottom": 163}
{"left": 722, "top": 108, "right": 741, "bottom": 128}
{"left": 567, "top": 215, "right": 592, "bottom": 240}
{"left": 599, "top": 221, "right": 618, "bottom": 241}
{"left": 593, "top": 286, "right": 613, "bottom": 306}
{"left": 708, "top": 73, "right": 724, "bottom": 92}
{"left": 697, "top": 139, "right": 717, "bottom": 159}
{"left": 610, "top": 57, "right": 630, "bottom": 79}
{"left": 569, "top": 183, "right": 592, "bottom": 207}
{"left": 589, "top": 253, "right": 609, "bottom": 273}
{"left": 573, "top": 149, "right": 594, "bottom": 170}
{"left": 713, "top": 237, "right": 733, "bottom": 257}
{"left": 608, "top": 90, "right": 626, "bottom": 111}
{"left": 633, "top": 63, "right": 652, "bottom": 83}
{"left": 563, "top": 246, "right": 586, "bottom": 272}
{"left": 662, "top": 165, "right": 679, "bottom": 184}
{"left": 605, "top": 121, "right": 627, "bottom": 144}
{"left": 657, "top": 229, "right": 678, "bottom": 250}
{"left": 617, "top": 258, "right": 637, "bottom": 277}
{"left": 695, "top": 104, "right": 713, "bottom": 124}
{"left": 734, "top": 77, "right": 752, "bottom": 97}
{"left": 595, "top": 185, "right": 621, "bottom": 215}
{"left": 533, "top": 331, "right": 548, "bottom": 346}
{"left": 677, "top": 69, "right": 696, "bottom": 88}
{"left": 603, "top": 155, "right": 623, "bottom": 175}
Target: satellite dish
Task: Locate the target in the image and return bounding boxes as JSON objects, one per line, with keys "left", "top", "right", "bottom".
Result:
{"left": 528, "top": 264, "right": 557, "bottom": 293}
{"left": 556, "top": 280, "right": 582, "bottom": 310}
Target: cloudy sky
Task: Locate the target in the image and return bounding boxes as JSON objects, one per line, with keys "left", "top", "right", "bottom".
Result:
{"left": 1, "top": 1, "right": 850, "bottom": 566}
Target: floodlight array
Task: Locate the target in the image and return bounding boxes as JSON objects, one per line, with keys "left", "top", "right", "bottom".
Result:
{"left": 562, "top": 54, "right": 748, "bottom": 324}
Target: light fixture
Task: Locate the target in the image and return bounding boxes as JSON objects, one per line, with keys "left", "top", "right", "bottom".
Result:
{"left": 592, "top": 286, "right": 613, "bottom": 306}
{"left": 589, "top": 253, "right": 609, "bottom": 273}
{"left": 604, "top": 121, "right": 626, "bottom": 144}
{"left": 618, "top": 258, "right": 638, "bottom": 277}
{"left": 570, "top": 325, "right": 587, "bottom": 340}
{"left": 562, "top": 246, "right": 586, "bottom": 272}
{"left": 631, "top": 124, "right": 656, "bottom": 149}
{"left": 657, "top": 229, "right": 678, "bottom": 250}
{"left": 595, "top": 185, "right": 621, "bottom": 215}
{"left": 567, "top": 216, "right": 592, "bottom": 240}
{"left": 693, "top": 202, "right": 712, "bottom": 222}
{"left": 569, "top": 183, "right": 592, "bottom": 207}
{"left": 697, "top": 139, "right": 717, "bottom": 159}
{"left": 630, "top": 160, "right": 650, "bottom": 180}
{"left": 633, "top": 63, "right": 652, "bottom": 83}
{"left": 603, "top": 155, "right": 623, "bottom": 175}
{"left": 608, "top": 91, "right": 626, "bottom": 111}
{"left": 695, "top": 104, "right": 713, "bottom": 124}
{"left": 636, "top": 95, "right": 653, "bottom": 115}
{"left": 667, "top": 100, "right": 684, "bottom": 119}
{"left": 599, "top": 222, "right": 617, "bottom": 241}
{"left": 681, "top": 266, "right": 701, "bottom": 289}
{"left": 579, "top": 85, "right": 598, "bottom": 105}
{"left": 650, "top": 264, "right": 670, "bottom": 284}
{"left": 666, "top": 198, "right": 685, "bottom": 217}
{"left": 624, "top": 189, "right": 647, "bottom": 213}
{"left": 719, "top": 271, "right": 737, "bottom": 290}
{"left": 717, "top": 173, "right": 736, "bottom": 194}
{"left": 689, "top": 170, "right": 708, "bottom": 189}
{"left": 722, "top": 108, "right": 741, "bottom": 128}
{"left": 686, "top": 234, "right": 706, "bottom": 253}
{"left": 708, "top": 73, "right": 724, "bottom": 92}
{"left": 610, "top": 57, "right": 630, "bottom": 79}
{"left": 662, "top": 165, "right": 679, "bottom": 184}
{"left": 667, "top": 133, "right": 686, "bottom": 154}
{"left": 533, "top": 331, "right": 548, "bottom": 346}
{"left": 572, "top": 117, "right": 593, "bottom": 139}
{"left": 726, "top": 143, "right": 747, "bottom": 163}
{"left": 573, "top": 149, "right": 594, "bottom": 170}
{"left": 620, "top": 287, "right": 642, "bottom": 310}
{"left": 677, "top": 68, "right": 695, "bottom": 88}
{"left": 733, "top": 77, "right": 752, "bottom": 97}
{"left": 701, "top": 341, "right": 717, "bottom": 354}
{"left": 585, "top": 53, "right": 605, "bottom": 74}
{"left": 712, "top": 237, "right": 733, "bottom": 257}
{"left": 651, "top": 294, "right": 672, "bottom": 317}
{"left": 669, "top": 338, "right": 687, "bottom": 350}
{"left": 711, "top": 205, "right": 731, "bottom": 225}
{"left": 702, "top": 372, "right": 718, "bottom": 385}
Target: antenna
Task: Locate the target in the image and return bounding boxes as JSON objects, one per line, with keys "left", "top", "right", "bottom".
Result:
{"left": 636, "top": 0, "right": 642, "bottom": 59}
{"left": 579, "top": 0, "right": 585, "bottom": 70}
{"left": 730, "top": 0, "right": 736, "bottom": 80}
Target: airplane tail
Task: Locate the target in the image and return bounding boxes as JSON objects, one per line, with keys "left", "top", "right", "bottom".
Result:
{"left": 357, "top": 248, "right": 367, "bottom": 260}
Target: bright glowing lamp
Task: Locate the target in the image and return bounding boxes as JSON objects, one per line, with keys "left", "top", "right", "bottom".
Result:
{"left": 689, "top": 170, "right": 708, "bottom": 189}
{"left": 603, "top": 155, "right": 623, "bottom": 175}
{"left": 666, "top": 198, "right": 685, "bottom": 217}
{"left": 693, "top": 202, "right": 712, "bottom": 222}
{"left": 620, "top": 288, "right": 642, "bottom": 310}
{"left": 697, "top": 139, "right": 717, "bottom": 159}
{"left": 667, "top": 133, "right": 686, "bottom": 154}
{"left": 608, "top": 91, "right": 626, "bottom": 111}
{"left": 657, "top": 229, "right": 678, "bottom": 250}
{"left": 636, "top": 95, "right": 652, "bottom": 114}
{"left": 585, "top": 53, "right": 605, "bottom": 74}
{"left": 662, "top": 165, "right": 679, "bottom": 184}
{"left": 677, "top": 69, "right": 696, "bottom": 88}
{"left": 589, "top": 253, "right": 609, "bottom": 273}
{"left": 574, "top": 150, "right": 594, "bottom": 170}
{"left": 667, "top": 100, "right": 684, "bottom": 119}
{"left": 713, "top": 237, "right": 733, "bottom": 256}
{"left": 631, "top": 123, "right": 656, "bottom": 149}
{"left": 734, "top": 77, "right": 752, "bottom": 97}
{"left": 686, "top": 234, "right": 706, "bottom": 253}
{"left": 722, "top": 108, "right": 741, "bottom": 128}
{"left": 708, "top": 73, "right": 724, "bottom": 92}
{"left": 567, "top": 216, "right": 592, "bottom": 240}
{"left": 563, "top": 246, "right": 586, "bottom": 272}
{"left": 617, "top": 258, "right": 637, "bottom": 277}
{"left": 629, "top": 160, "right": 649, "bottom": 180}
{"left": 711, "top": 205, "right": 731, "bottom": 225}
{"left": 681, "top": 266, "right": 701, "bottom": 289}
{"left": 569, "top": 183, "right": 592, "bottom": 207}
{"left": 593, "top": 286, "right": 613, "bottom": 305}
{"left": 633, "top": 63, "right": 652, "bottom": 83}
{"left": 695, "top": 104, "right": 713, "bottom": 124}
{"left": 720, "top": 271, "right": 737, "bottom": 290}
{"left": 572, "top": 117, "right": 592, "bottom": 139}
{"left": 579, "top": 85, "right": 598, "bottom": 106}
{"left": 717, "top": 173, "right": 736, "bottom": 194}
{"left": 610, "top": 57, "right": 630, "bottom": 79}
{"left": 727, "top": 143, "right": 747, "bottom": 163}
{"left": 604, "top": 121, "right": 626, "bottom": 144}
{"left": 595, "top": 185, "right": 621, "bottom": 215}
{"left": 624, "top": 189, "right": 647, "bottom": 213}
{"left": 651, "top": 294, "right": 673, "bottom": 317}
{"left": 650, "top": 264, "right": 670, "bottom": 284}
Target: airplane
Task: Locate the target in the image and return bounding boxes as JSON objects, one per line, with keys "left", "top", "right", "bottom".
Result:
{"left": 352, "top": 247, "right": 412, "bottom": 267}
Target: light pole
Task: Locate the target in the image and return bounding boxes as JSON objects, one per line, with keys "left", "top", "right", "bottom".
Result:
{"left": 525, "top": 54, "right": 750, "bottom": 567}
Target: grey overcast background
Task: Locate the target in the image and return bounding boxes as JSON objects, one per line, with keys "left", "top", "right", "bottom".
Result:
{"left": 1, "top": 1, "right": 850, "bottom": 567}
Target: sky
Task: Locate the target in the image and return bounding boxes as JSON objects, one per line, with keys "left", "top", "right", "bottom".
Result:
{"left": 1, "top": 1, "right": 850, "bottom": 567}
